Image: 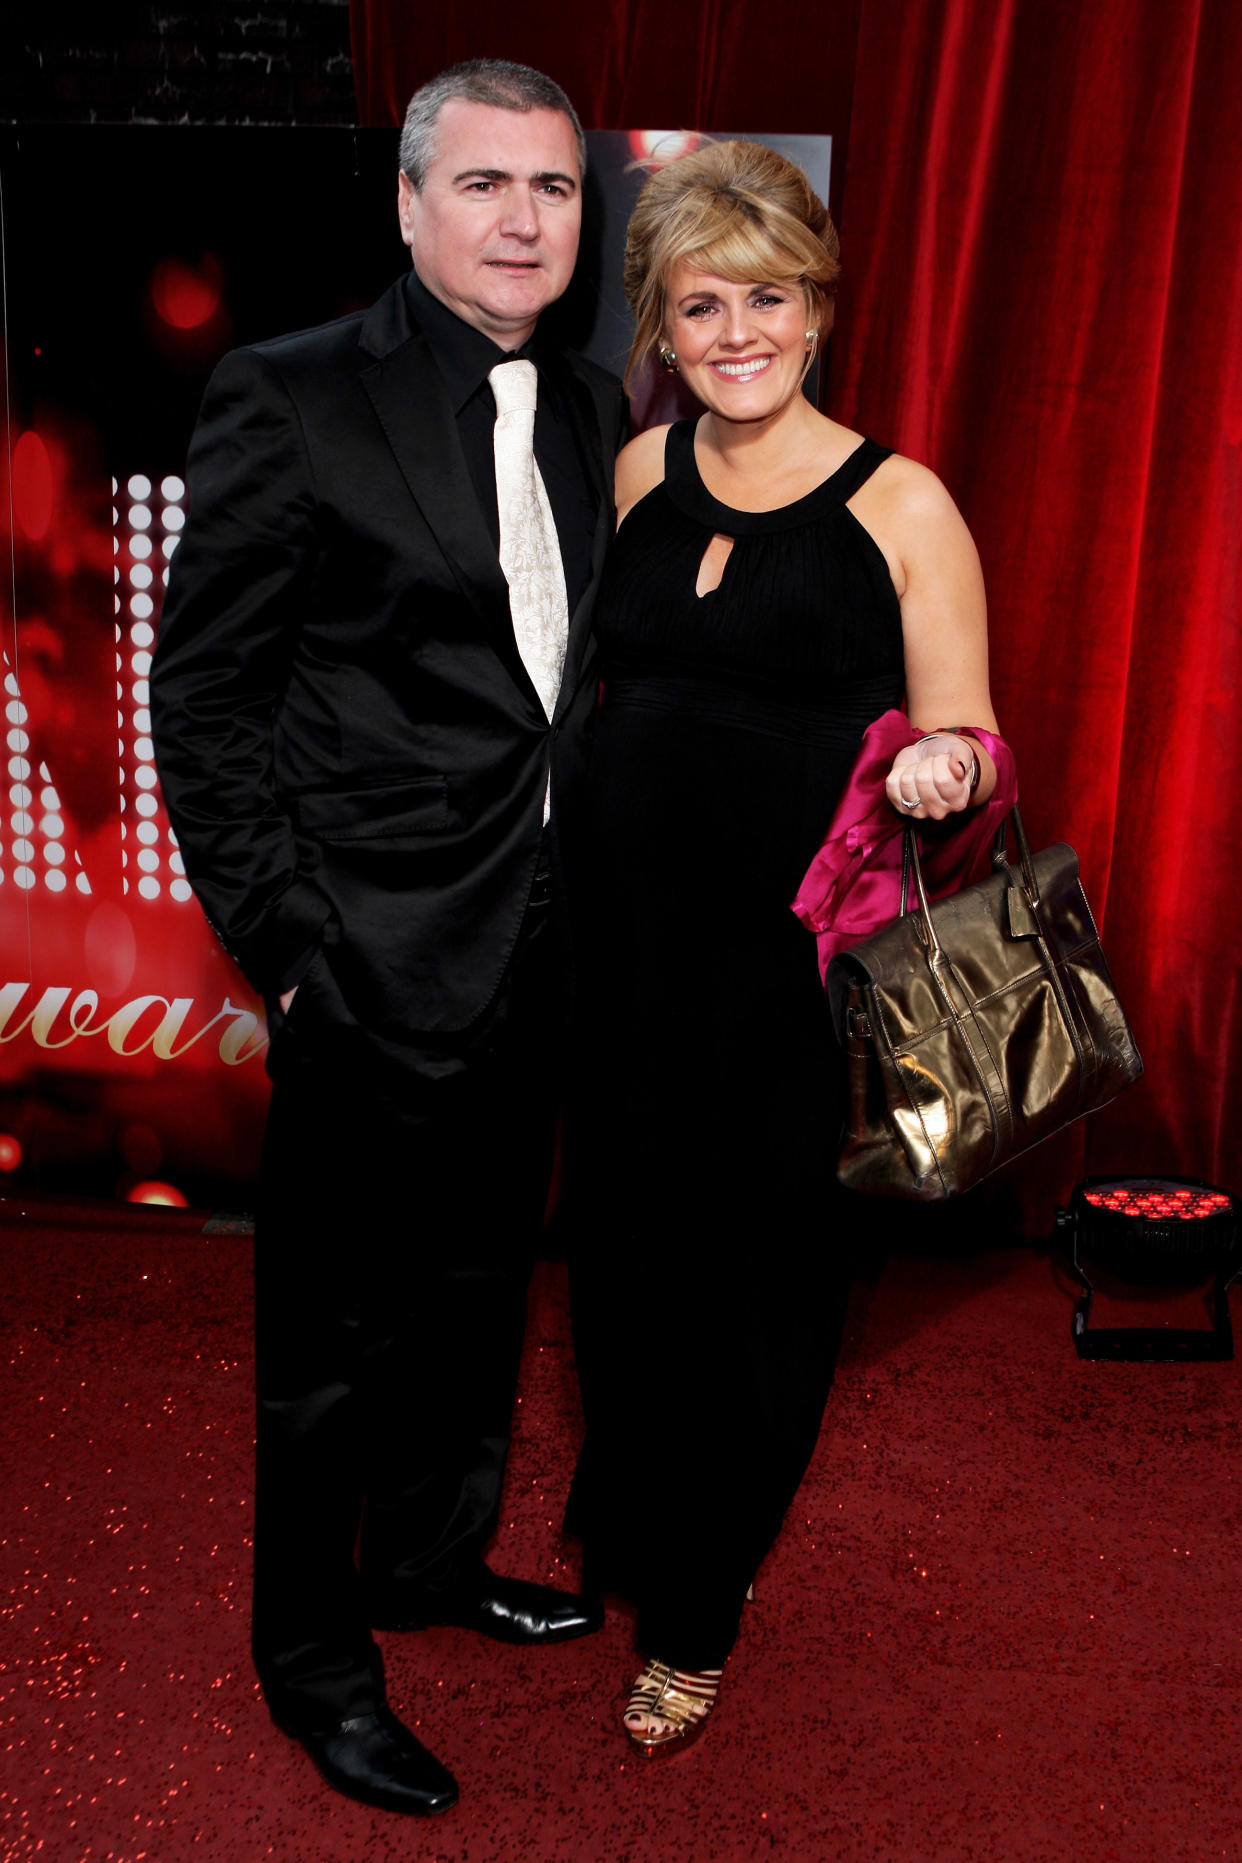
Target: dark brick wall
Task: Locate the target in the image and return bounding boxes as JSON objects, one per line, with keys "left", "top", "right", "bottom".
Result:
{"left": 3, "top": 2, "right": 356, "bottom": 125}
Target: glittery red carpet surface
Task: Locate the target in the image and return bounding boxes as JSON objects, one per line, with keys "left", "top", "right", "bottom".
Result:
{"left": 2, "top": 1191, "right": 1239, "bottom": 1862}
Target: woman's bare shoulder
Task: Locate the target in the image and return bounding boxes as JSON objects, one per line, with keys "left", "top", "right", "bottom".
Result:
{"left": 615, "top": 423, "right": 673, "bottom": 520}
{"left": 866, "top": 450, "right": 963, "bottom": 525}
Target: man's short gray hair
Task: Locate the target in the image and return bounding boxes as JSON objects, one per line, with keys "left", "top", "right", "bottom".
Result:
{"left": 399, "top": 59, "right": 587, "bottom": 190}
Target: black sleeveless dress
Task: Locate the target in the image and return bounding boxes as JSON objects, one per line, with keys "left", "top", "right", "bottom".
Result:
{"left": 566, "top": 420, "right": 905, "bottom": 1671}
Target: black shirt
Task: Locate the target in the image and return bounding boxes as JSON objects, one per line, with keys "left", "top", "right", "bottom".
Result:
{"left": 405, "top": 270, "right": 597, "bottom": 612}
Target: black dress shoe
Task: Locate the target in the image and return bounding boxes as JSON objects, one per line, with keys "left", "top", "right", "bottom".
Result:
{"left": 281, "top": 1706, "right": 458, "bottom": 1816}
{"left": 371, "top": 1568, "right": 603, "bottom": 1645}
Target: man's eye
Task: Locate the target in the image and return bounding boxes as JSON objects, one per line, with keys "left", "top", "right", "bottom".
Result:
{"left": 538, "top": 183, "right": 568, "bottom": 199}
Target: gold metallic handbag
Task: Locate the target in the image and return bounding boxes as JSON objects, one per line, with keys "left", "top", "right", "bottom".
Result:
{"left": 826, "top": 808, "right": 1143, "bottom": 1201}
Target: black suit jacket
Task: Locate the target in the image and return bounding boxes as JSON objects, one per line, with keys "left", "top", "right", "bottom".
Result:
{"left": 152, "top": 275, "right": 625, "bottom": 1037}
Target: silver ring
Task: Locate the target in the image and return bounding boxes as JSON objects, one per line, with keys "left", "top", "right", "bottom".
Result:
{"left": 900, "top": 793, "right": 920, "bottom": 810}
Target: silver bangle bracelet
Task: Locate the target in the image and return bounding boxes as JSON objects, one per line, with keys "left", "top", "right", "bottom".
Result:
{"left": 914, "top": 732, "right": 980, "bottom": 792}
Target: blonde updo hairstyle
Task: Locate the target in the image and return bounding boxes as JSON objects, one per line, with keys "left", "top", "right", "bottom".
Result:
{"left": 623, "top": 139, "right": 841, "bottom": 393}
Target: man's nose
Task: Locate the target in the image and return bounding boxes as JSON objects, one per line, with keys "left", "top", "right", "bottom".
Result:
{"left": 497, "top": 191, "right": 539, "bottom": 241}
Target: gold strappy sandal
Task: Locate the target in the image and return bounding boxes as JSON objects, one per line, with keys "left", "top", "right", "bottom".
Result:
{"left": 624, "top": 1657, "right": 723, "bottom": 1754}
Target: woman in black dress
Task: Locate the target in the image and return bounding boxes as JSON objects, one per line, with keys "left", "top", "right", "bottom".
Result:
{"left": 566, "top": 141, "right": 1001, "bottom": 1751}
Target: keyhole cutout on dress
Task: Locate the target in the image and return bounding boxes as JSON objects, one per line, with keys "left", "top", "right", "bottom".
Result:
{"left": 695, "top": 532, "right": 735, "bottom": 598}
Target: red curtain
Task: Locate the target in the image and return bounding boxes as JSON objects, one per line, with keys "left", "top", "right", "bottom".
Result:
{"left": 350, "top": 2, "right": 864, "bottom": 209}
{"left": 350, "top": 0, "right": 1242, "bottom": 1204}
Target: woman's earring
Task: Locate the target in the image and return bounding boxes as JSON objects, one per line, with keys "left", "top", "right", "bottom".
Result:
{"left": 658, "top": 344, "right": 679, "bottom": 373}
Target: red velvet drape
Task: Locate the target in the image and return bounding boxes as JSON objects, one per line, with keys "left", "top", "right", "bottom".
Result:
{"left": 350, "top": 2, "right": 864, "bottom": 213}
{"left": 350, "top": 0, "right": 1242, "bottom": 1206}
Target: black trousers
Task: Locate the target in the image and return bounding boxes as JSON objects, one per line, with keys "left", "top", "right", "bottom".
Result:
{"left": 251, "top": 884, "right": 561, "bottom": 1732}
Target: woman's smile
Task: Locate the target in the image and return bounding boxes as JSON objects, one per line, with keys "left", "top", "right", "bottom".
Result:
{"left": 710, "top": 355, "right": 774, "bottom": 378}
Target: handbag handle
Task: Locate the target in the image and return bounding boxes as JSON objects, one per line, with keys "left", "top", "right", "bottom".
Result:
{"left": 989, "top": 806, "right": 1040, "bottom": 905}
{"left": 899, "top": 804, "right": 1039, "bottom": 942}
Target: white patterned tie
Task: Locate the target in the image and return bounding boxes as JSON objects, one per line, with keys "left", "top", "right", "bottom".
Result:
{"left": 489, "top": 360, "right": 569, "bottom": 737}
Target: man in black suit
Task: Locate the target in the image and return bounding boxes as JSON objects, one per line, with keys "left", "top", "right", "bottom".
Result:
{"left": 151, "top": 60, "right": 625, "bottom": 1816}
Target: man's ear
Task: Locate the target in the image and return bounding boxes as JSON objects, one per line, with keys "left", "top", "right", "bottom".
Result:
{"left": 397, "top": 170, "right": 418, "bottom": 250}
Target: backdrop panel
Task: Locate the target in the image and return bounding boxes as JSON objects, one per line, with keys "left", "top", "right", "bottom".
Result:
{"left": 0, "top": 126, "right": 408, "bottom": 1206}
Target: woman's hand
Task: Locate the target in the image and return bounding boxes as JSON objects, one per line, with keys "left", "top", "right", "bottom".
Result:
{"left": 885, "top": 734, "right": 978, "bottom": 820}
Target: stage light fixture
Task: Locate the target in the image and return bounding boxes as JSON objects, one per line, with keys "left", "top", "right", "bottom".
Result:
{"left": 1057, "top": 1176, "right": 1240, "bottom": 1361}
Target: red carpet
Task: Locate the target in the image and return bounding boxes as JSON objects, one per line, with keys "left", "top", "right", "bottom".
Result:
{"left": 1, "top": 1192, "right": 1239, "bottom": 1862}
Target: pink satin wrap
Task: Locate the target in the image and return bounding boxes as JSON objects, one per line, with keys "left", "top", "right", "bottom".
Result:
{"left": 790, "top": 711, "right": 1019, "bottom": 981}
